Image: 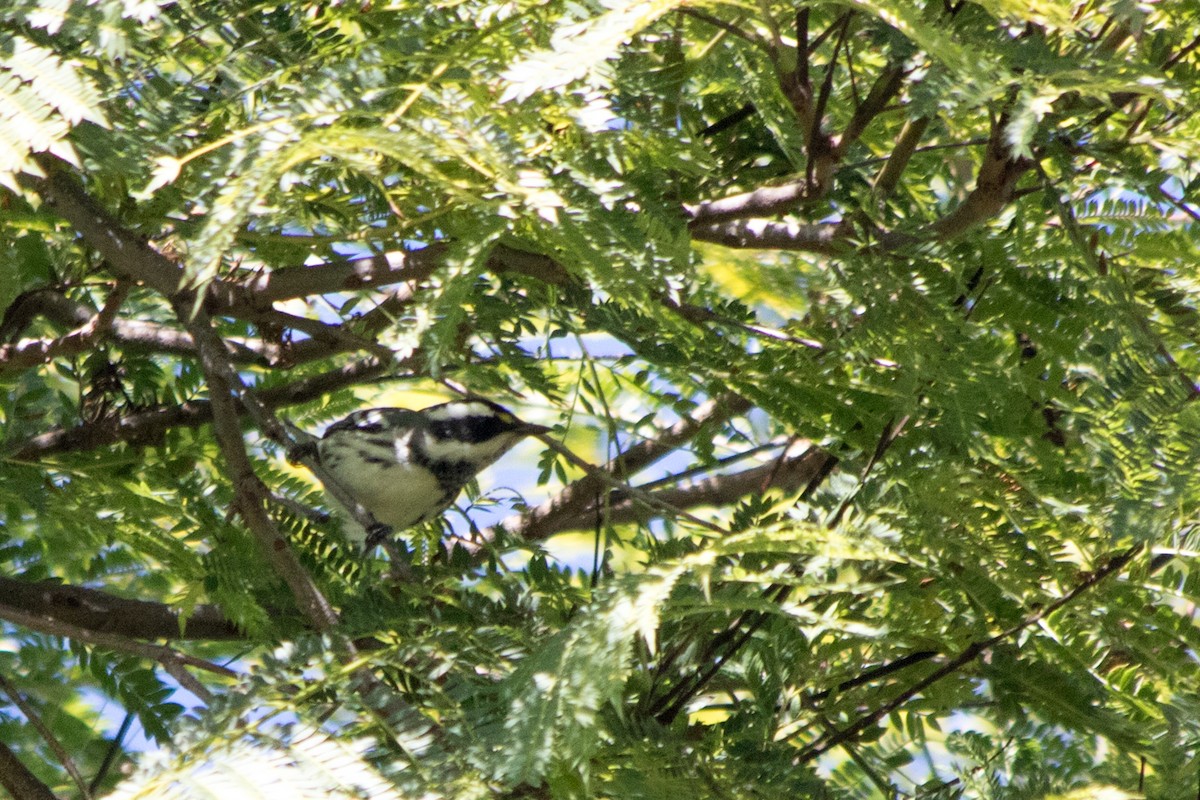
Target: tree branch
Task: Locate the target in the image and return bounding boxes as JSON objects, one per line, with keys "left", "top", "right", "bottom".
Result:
{"left": 923, "top": 117, "right": 1036, "bottom": 240}
{"left": 484, "top": 442, "right": 834, "bottom": 549}
{"left": 24, "top": 158, "right": 185, "bottom": 297}
{"left": 685, "top": 181, "right": 828, "bottom": 226}
{"left": 681, "top": 59, "right": 905, "bottom": 222}
{"left": 23, "top": 155, "right": 348, "bottom": 631}
{"left": 212, "top": 246, "right": 447, "bottom": 307}
{"left": 690, "top": 122, "right": 1035, "bottom": 255}
{"left": 0, "top": 674, "right": 91, "bottom": 799}
{"left": 793, "top": 544, "right": 1143, "bottom": 764}
{"left": 0, "top": 738, "right": 61, "bottom": 800}
{"left": 677, "top": 8, "right": 771, "bottom": 53}
{"left": 0, "top": 603, "right": 239, "bottom": 681}
{"left": 871, "top": 116, "right": 931, "bottom": 205}
{"left": 834, "top": 61, "right": 906, "bottom": 158}
{"left": 215, "top": 241, "right": 568, "bottom": 311}
{"left": 178, "top": 304, "right": 341, "bottom": 631}
{"left": 0, "top": 576, "right": 246, "bottom": 641}
{"left": 2, "top": 288, "right": 272, "bottom": 363}
{"left": 0, "top": 284, "right": 129, "bottom": 374}
{"left": 689, "top": 218, "right": 845, "bottom": 252}
{"left": 516, "top": 394, "right": 753, "bottom": 540}
{"left": 528, "top": 434, "right": 732, "bottom": 537}
{"left": 8, "top": 357, "right": 388, "bottom": 459}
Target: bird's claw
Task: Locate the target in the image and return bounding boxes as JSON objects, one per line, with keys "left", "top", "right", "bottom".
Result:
{"left": 364, "top": 522, "right": 393, "bottom": 550}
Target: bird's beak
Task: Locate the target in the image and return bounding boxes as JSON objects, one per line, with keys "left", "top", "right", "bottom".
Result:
{"left": 521, "top": 422, "right": 553, "bottom": 437}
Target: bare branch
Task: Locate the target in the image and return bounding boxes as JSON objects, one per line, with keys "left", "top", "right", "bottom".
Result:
{"left": 9, "top": 399, "right": 213, "bottom": 459}
{"left": 683, "top": 117, "right": 1033, "bottom": 253}
{"left": 516, "top": 394, "right": 752, "bottom": 541}
{"left": 0, "top": 576, "right": 246, "bottom": 641}
{"left": 808, "top": 648, "right": 940, "bottom": 702}
{"left": 24, "top": 158, "right": 185, "bottom": 296}
{"left": 807, "top": 13, "right": 851, "bottom": 166}
{"left": 924, "top": 120, "right": 1036, "bottom": 240}
{"left": 1163, "top": 32, "right": 1200, "bottom": 69}
{"left": 689, "top": 218, "right": 845, "bottom": 252}
{"left": 5, "top": 288, "right": 270, "bottom": 363}
{"left": 178, "top": 304, "right": 341, "bottom": 631}
{"left": 214, "top": 246, "right": 447, "bottom": 307}
{"left": 834, "top": 61, "right": 906, "bottom": 157}
{"left": 0, "top": 284, "right": 129, "bottom": 374}
{"left": 0, "top": 603, "right": 239, "bottom": 680}
{"left": 0, "top": 738, "right": 61, "bottom": 800}
{"left": 871, "top": 116, "right": 931, "bottom": 205}
{"left": 8, "top": 357, "right": 388, "bottom": 459}
{"left": 511, "top": 442, "right": 834, "bottom": 541}
{"left": 0, "top": 674, "right": 92, "bottom": 799}
{"left": 214, "top": 241, "right": 569, "bottom": 310}
{"left": 237, "top": 305, "right": 398, "bottom": 364}
{"left": 530, "top": 434, "right": 732, "bottom": 537}
{"left": 794, "top": 8, "right": 810, "bottom": 88}
{"left": 685, "top": 181, "right": 826, "bottom": 226}
{"left": 486, "top": 244, "right": 575, "bottom": 284}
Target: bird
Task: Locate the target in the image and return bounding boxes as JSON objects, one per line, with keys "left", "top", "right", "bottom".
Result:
{"left": 315, "top": 398, "right": 548, "bottom": 547}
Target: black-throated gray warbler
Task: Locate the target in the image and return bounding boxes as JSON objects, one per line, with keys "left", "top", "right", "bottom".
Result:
{"left": 317, "top": 398, "right": 548, "bottom": 546}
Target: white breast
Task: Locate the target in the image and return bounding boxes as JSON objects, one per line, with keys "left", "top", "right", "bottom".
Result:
{"left": 318, "top": 429, "right": 452, "bottom": 531}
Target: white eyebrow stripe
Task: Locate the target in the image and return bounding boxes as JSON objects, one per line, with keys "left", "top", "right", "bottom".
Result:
{"left": 424, "top": 402, "right": 503, "bottom": 422}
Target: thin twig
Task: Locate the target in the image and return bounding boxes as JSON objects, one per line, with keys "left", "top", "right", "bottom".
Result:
{"left": 677, "top": 8, "right": 769, "bottom": 53}
{"left": 0, "top": 674, "right": 91, "bottom": 799}
{"left": 793, "top": 545, "right": 1143, "bottom": 763}
{"left": 88, "top": 712, "right": 133, "bottom": 795}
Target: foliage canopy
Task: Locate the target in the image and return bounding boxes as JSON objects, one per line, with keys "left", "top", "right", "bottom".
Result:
{"left": 3, "top": 0, "right": 1200, "bottom": 798}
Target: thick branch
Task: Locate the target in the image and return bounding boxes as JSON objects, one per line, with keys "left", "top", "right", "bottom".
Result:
{"left": 924, "top": 120, "right": 1035, "bottom": 240}
{"left": 212, "top": 246, "right": 447, "bottom": 307}
{"left": 0, "top": 576, "right": 245, "bottom": 641}
{"left": 689, "top": 218, "right": 845, "bottom": 252}
{"left": 180, "top": 305, "right": 340, "bottom": 631}
{"left": 0, "top": 739, "right": 60, "bottom": 800}
{"left": 0, "top": 603, "right": 238, "bottom": 680}
{"left": 513, "top": 443, "right": 834, "bottom": 540}
{"left": 517, "top": 394, "right": 752, "bottom": 540}
{"left": 8, "top": 357, "right": 388, "bottom": 459}
{"left": 25, "top": 158, "right": 184, "bottom": 296}
{"left": 685, "top": 181, "right": 825, "bottom": 226}
{"left": 215, "top": 242, "right": 568, "bottom": 309}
